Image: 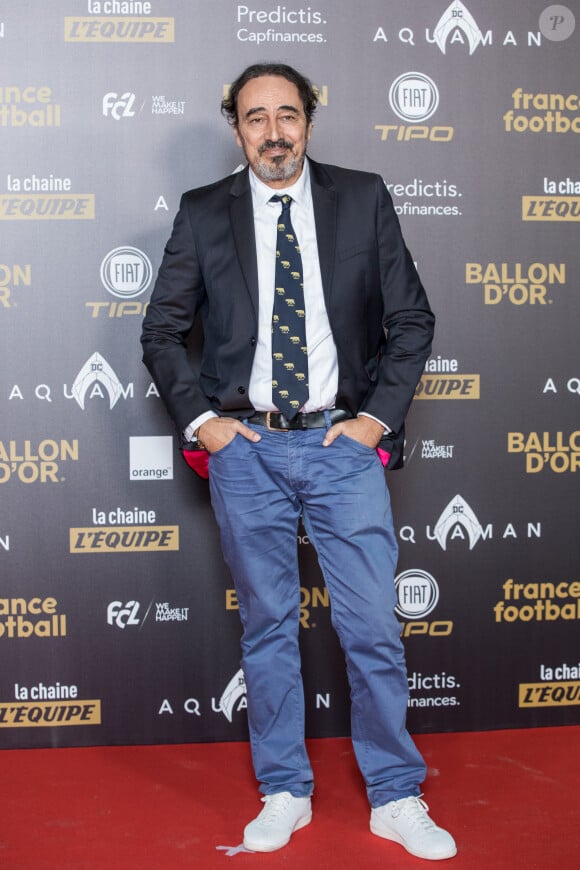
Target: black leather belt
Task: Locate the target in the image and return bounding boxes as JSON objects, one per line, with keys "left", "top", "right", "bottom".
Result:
{"left": 248, "top": 408, "right": 352, "bottom": 431}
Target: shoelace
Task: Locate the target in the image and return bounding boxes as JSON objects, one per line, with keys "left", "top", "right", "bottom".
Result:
{"left": 257, "top": 793, "right": 294, "bottom": 827}
{"left": 391, "top": 796, "right": 437, "bottom": 831}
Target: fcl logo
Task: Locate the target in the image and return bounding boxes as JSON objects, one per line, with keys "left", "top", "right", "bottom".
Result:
{"left": 102, "top": 92, "right": 137, "bottom": 120}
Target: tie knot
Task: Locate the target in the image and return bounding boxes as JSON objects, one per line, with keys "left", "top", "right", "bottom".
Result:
{"left": 270, "top": 194, "right": 292, "bottom": 211}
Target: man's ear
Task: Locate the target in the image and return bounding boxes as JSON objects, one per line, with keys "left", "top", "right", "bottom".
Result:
{"left": 233, "top": 124, "right": 242, "bottom": 149}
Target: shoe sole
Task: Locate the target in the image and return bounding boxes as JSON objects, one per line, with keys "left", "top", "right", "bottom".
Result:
{"left": 370, "top": 821, "right": 457, "bottom": 861}
{"left": 243, "top": 811, "right": 312, "bottom": 853}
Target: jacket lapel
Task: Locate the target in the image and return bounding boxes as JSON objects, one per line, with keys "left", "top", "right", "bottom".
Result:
{"left": 309, "top": 159, "right": 337, "bottom": 312}
{"left": 229, "top": 167, "right": 259, "bottom": 317}
{"left": 228, "top": 160, "right": 337, "bottom": 318}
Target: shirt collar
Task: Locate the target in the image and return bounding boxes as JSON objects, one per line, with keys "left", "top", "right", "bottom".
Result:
{"left": 249, "top": 158, "right": 311, "bottom": 209}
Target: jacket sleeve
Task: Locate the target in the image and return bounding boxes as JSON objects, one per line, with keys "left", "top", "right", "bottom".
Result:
{"left": 140, "top": 194, "right": 214, "bottom": 433}
{"left": 359, "top": 176, "right": 435, "bottom": 433}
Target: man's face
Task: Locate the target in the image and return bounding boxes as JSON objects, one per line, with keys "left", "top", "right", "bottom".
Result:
{"left": 233, "top": 75, "right": 312, "bottom": 188}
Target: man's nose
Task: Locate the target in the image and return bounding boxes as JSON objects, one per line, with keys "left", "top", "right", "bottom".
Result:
{"left": 265, "top": 116, "right": 281, "bottom": 141}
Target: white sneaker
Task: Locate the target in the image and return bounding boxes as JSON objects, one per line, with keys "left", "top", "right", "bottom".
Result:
{"left": 370, "top": 795, "right": 457, "bottom": 860}
{"left": 243, "top": 792, "right": 312, "bottom": 852}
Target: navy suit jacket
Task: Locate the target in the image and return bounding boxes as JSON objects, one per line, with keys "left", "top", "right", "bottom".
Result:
{"left": 141, "top": 158, "right": 434, "bottom": 469}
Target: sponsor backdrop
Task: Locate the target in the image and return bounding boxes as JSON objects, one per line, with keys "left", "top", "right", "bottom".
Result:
{"left": 1, "top": 1, "right": 579, "bottom": 748}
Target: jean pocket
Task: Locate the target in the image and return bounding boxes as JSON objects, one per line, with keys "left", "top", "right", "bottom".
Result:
{"left": 209, "top": 433, "right": 241, "bottom": 457}
{"left": 337, "top": 433, "right": 377, "bottom": 455}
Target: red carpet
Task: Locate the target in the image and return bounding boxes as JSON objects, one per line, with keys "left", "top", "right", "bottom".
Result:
{"left": 2, "top": 727, "right": 578, "bottom": 868}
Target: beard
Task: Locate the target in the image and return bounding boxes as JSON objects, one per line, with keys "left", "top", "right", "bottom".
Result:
{"left": 247, "top": 138, "right": 306, "bottom": 183}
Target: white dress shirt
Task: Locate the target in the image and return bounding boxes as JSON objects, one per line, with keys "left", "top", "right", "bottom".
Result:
{"left": 247, "top": 161, "right": 338, "bottom": 413}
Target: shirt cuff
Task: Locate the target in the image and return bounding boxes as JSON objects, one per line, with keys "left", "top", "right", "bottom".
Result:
{"left": 184, "top": 411, "right": 218, "bottom": 442}
{"left": 357, "top": 412, "right": 391, "bottom": 435}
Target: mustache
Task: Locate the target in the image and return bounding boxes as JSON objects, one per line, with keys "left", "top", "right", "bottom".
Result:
{"left": 258, "top": 138, "right": 293, "bottom": 155}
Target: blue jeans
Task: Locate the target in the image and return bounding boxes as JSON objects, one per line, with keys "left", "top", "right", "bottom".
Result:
{"left": 208, "top": 417, "right": 426, "bottom": 807}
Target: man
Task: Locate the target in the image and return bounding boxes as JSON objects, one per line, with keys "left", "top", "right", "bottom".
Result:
{"left": 141, "top": 63, "right": 456, "bottom": 861}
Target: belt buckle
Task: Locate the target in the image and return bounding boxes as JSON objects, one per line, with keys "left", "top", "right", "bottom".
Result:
{"left": 265, "top": 411, "right": 289, "bottom": 431}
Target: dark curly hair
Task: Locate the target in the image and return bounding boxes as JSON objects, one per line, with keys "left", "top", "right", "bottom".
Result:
{"left": 221, "top": 63, "right": 318, "bottom": 127}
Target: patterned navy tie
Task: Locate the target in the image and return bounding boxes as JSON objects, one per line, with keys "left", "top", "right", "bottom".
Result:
{"left": 270, "top": 195, "right": 309, "bottom": 418}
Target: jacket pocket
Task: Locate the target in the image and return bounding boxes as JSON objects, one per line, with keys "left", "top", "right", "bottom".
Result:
{"left": 337, "top": 243, "right": 373, "bottom": 262}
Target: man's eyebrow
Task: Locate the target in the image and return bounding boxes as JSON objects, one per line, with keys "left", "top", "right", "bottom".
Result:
{"left": 244, "top": 104, "right": 300, "bottom": 118}
{"left": 244, "top": 106, "right": 265, "bottom": 119}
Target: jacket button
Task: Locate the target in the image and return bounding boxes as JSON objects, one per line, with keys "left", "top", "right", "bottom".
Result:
{"left": 237, "top": 386, "right": 246, "bottom": 394}
{"left": 250, "top": 337, "right": 256, "bottom": 346}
